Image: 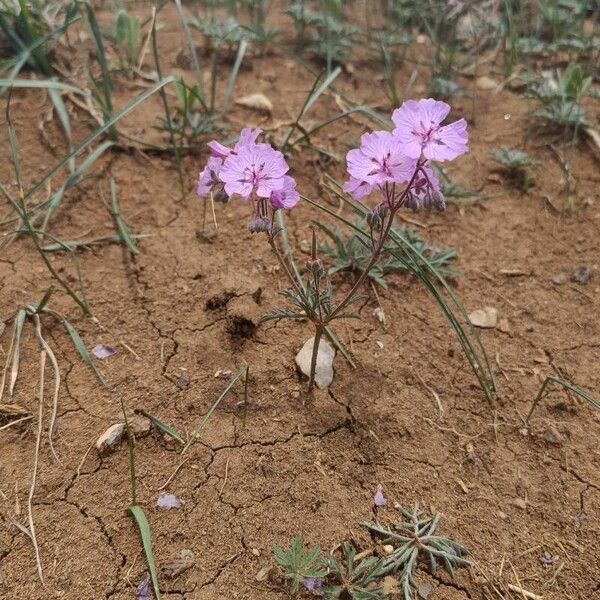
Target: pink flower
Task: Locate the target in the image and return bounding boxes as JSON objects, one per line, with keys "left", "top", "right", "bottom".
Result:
{"left": 346, "top": 131, "right": 415, "bottom": 191}
{"left": 196, "top": 156, "right": 224, "bottom": 197}
{"left": 343, "top": 177, "right": 374, "bottom": 200}
{"left": 219, "top": 144, "right": 288, "bottom": 200}
{"left": 270, "top": 175, "right": 300, "bottom": 209}
{"left": 207, "top": 127, "right": 262, "bottom": 158}
{"left": 392, "top": 99, "right": 468, "bottom": 162}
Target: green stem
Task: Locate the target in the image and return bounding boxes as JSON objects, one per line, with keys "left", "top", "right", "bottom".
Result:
{"left": 326, "top": 164, "right": 422, "bottom": 323}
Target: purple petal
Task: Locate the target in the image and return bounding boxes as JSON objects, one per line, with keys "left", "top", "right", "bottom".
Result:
{"left": 374, "top": 484, "right": 386, "bottom": 507}
{"left": 303, "top": 577, "right": 323, "bottom": 593}
{"left": 156, "top": 491, "right": 182, "bottom": 510}
{"left": 136, "top": 573, "right": 151, "bottom": 600}
{"left": 91, "top": 345, "right": 115, "bottom": 359}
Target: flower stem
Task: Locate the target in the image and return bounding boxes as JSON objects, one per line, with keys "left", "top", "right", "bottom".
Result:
{"left": 325, "top": 162, "right": 423, "bottom": 323}
{"left": 308, "top": 324, "right": 323, "bottom": 393}
{"left": 268, "top": 236, "right": 306, "bottom": 299}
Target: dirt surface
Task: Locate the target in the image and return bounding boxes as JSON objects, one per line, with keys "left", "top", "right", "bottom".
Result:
{"left": 1, "top": 4, "right": 599, "bottom": 600}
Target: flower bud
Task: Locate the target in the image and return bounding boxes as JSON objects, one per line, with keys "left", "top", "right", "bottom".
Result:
{"left": 366, "top": 203, "right": 390, "bottom": 231}
{"left": 247, "top": 215, "right": 271, "bottom": 234}
{"left": 307, "top": 258, "right": 326, "bottom": 281}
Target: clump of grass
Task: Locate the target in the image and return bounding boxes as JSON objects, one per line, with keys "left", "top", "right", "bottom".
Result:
{"left": 525, "top": 62, "right": 592, "bottom": 137}
{"left": 273, "top": 503, "right": 469, "bottom": 599}
{"left": 490, "top": 147, "right": 539, "bottom": 190}
{"left": 286, "top": 1, "right": 357, "bottom": 72}
{"left": 0, "top": 0, "right": 73, "bottom": 75}
{"left": 109, "top": 7, "right": 144, "bottom": 75}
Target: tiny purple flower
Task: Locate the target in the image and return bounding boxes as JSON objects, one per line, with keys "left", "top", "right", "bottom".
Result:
{"left": 156, "top": 491, "right": 182, "bottom": 510}
{"left": 303, "top": 577, "right": 323, "bottom": 593}
{"left": 346, "top": 131, "right": 414, "bottom": 190}
{"left": 219, "top": 144, "right": 288, "bottom": 200}
{"left": 91, "top": 344, "right": 115, "bottom": 359}
{"left": 374, "top": 484, "right": 386, "bottom": 507}
{"left": 392, "top": 98, "right": 468, "bottom": 162}
{"left": 136, "top": 573, "right": 151, "bottom": 600}
{"left": 270, "top": 175, "right": 300, "bottom": 210}
{"left": 196, "top": 156, "right": 224, "bottom": 198}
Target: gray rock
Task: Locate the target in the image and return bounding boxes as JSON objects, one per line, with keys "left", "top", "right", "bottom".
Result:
{"left": 295, "top": 336, "right": 335, "bottom": 389}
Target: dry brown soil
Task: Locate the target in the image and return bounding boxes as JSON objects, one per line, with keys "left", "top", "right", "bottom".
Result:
{"left": 1, "top": 4, "right": 599, "bottom": 600}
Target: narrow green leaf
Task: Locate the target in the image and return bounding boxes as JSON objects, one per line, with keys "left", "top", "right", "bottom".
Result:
{"left": 53, "top": 314, "right": 106, "bottom": 385}
{"left": 109, "top": 178, "right": 139, "bottom": 256}
{"left": 221, "top": 37, "right": 248, "bottom": 116}
{"left": 136, "top": 410, "right": 185, "bottom": 444}
{"left": 527, "top": 376, "right": 599, "bottom": 423}
{"left": 183, "top": 367, "right": 246, "bottom": 452}
{"left": 128, "top": 505, "right": 161, "bottom": 600}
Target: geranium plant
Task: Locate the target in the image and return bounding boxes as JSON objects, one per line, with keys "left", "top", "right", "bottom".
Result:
{"left": 197, "top": 98, "right": 468, "bottom": 391}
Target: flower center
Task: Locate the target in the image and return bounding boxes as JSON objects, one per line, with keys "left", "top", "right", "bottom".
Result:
{"left": 370, "top": 151, "right": 393, "bottom": 177}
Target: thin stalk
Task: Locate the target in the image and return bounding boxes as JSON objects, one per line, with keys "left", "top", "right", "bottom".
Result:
{"left": 308, "top": 325, "right": 324, "bottom": 393}
{"left": 325, "top": 165, "right": 422, "bottom": 322}
{"left": 150, "top": 5, "right": 182, "bottom": 190}
{"left": 268, "top": 237, "right": 306, "bottom": 299}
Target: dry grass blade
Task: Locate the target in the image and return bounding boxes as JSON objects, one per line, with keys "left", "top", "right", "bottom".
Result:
{"left": 33, "top": 314, "right": 62, "bottom": 464}
{"left": 9, "top": 310, "right": 26, "bottom": 397}
{"left": 0, "top": 313, "right": 20, "bottom": 403}
{"left": 27, "top": 350, "right": 46, "bottom": 585}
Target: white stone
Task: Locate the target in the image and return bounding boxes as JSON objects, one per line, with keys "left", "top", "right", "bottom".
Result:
{"left": 295, "top": 336, "right": 335, "bottom": 389}
{"left": 469, "top": 307, "right": 498, "bottom": 328}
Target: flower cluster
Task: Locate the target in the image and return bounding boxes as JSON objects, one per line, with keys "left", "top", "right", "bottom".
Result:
{"left": 195, "top": 99, "right": 467, "bottom": 233}
{"left": 197, "top": 128, "right": 299, "bottom": 234}
{"left": 343, "top": 98, "right": 468, "bottom": 211}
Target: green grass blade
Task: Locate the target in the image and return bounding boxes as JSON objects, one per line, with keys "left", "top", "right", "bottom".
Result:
{"left": 183, "top": 367, "right": 246, "bottom": 452}
{"left": 0, "top": 79, "right": 85, "bottom": 94}
{"left": 128, "top": 505, "right": 161, "bottom": 600}
{"left": 24, "top": 76, "right": 175, "bottom": 202}
{"left": 9, "top": 309, "right": 26, "bottom": 395}
{"left": 46, "top": 312, "right": 106, "bottom": 385}
{"left": 41, "top": 234, "right": 149, "bottom": 252}
{"left": 83, "top": 1, "right": 116, "bottom": 139}
{"left": 302, "top": 65, "right": 342, "bottom": 117}
{"left": 47, "top": 84, "right": 75, "bottom": 173}
{"left": 173, "top": 0, "right": 204, "bottom": 98}
{"left": 281, "top": 67, "right": 342, "bottom": 151}
{"left": 109, "top": 178, "right": 139, "bottom": 255}
{"left": 135, "top": 410, "right": 185, "bottom": 444}
{"left": 221, "top": 37, "right": 248, "bottom": 116}
{"left": 527, "top": 376, "right": 599, "bottom": 423}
